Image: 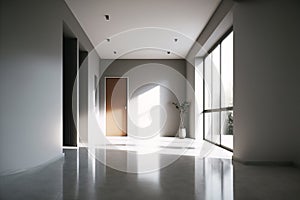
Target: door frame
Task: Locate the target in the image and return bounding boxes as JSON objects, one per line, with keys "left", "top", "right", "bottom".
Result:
{"left": 104, "top": 77, "right": 129, "bottom": 136}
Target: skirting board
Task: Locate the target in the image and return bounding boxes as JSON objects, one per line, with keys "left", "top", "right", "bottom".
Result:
{"left": 0, "top": 153, "right": 64, "bottom": 176}
{"left": 232, "top": 156, "right": 294, "bottom": 166}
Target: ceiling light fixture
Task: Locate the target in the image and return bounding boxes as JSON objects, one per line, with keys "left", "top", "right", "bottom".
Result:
{"left": 104, "top": 15, "right": 110, "bottom": 21}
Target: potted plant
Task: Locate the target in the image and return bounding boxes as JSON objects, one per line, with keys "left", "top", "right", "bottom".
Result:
{"left": 223, "top": 112, "right": 233, "bottom": 135}
{"left": 172, "top": 101, "right": 190, "bottom": 139}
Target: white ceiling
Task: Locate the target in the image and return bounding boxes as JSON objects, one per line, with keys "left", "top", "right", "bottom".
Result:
{"left": 64, "top": 0, "right": 221, "bottom": 59}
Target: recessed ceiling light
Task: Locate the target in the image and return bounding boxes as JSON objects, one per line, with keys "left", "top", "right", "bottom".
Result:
{"left": 104, "top": 15, "right": 110, "bottom": 21}
{"left": 106, "top": 38, "right": 110, "bottom": 42}
{"left": 167, "top": 51, "right": 171, "bottom": 55}
{"left": 174, "top": 38, "right": 178, "bottom": 42}
{"left": 113, "top": 51, "right": 117, "bottom": 54}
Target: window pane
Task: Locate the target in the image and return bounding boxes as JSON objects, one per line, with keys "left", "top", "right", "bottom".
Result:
{"left": 204, "top": 55, "right": 212, "bottom": 110}
{"left": 204, "top": 112, "right": 212, "bottom": 141}
{"left": 221, "top": 110, "right": 233, "bottom": 149}
{"left": 212, "top": 111, "right": 220, "bottom": 145}
{"left": 221, "top": 32, "right": 233, "bottom": 107}
{"left": 212, "top": 45, "right": 220, "bottom": 109}
{"left": 203, "top": 31, "right": 234, "bottom": 150}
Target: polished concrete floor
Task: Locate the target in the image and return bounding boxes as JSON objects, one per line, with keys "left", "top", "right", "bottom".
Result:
{"left": 1, "top": 144, "right": 300, "bottom": 200}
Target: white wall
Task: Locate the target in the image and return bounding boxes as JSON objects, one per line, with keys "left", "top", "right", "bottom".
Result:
{"left": 98, "top": 59, "right": 186, "bottom": 140}
{"left": 194, "top": 58, "right": 204, "bottom": 140}
{"left": 0, "top": 0, "right": 98, "bottom": 175}
{"left": 87, "top": 50, "right": 101, "bottom": 146}
{"left": 233, "top": 0, "right": 300, "bottom": 164}
{"left": 186, "top": 61, "right": 196, "bottom": 138}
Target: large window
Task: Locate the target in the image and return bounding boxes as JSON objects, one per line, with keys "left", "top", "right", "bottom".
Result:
{"left": 203, "top": 30, "right": 233, "bottom": 150}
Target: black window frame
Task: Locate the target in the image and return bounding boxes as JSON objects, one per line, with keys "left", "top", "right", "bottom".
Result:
{"left": 203, "top": 27, "right": 234, "bottom": 152}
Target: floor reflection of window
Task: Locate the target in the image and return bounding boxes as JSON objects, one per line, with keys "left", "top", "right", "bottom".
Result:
{"left": 204, "top": 158, "right": 233, "bottom": 200}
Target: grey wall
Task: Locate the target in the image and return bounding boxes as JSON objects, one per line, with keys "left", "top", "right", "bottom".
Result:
{"left": 0, "top": 0, "right": 99, "bottom": 175}
{"left": 187, "top": 0, "right": 234, "bottom": 61}
{"left": 99, "top": 59, "right": 186, "bottom": 138}
{"left": 186, "top": 61, "right": 195, "bottom": 138}
{"left": 233, "top": 0, "right": 300, "bottom": 165}
{"left": 79, "top": 51, "right": 89, "bottom": 144}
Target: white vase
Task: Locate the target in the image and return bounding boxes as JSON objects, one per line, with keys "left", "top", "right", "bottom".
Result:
{"left": 178, "top": 128, "right": 186, "bottom": 139}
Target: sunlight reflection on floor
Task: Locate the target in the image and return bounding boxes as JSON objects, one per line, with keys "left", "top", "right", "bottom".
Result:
{"left": 83, "top": 136, "right": 232, "bottom": 159}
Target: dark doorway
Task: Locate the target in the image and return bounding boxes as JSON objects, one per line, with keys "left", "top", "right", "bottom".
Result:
{"left": 63, "top": 36, "right": 78, "bottom": 146}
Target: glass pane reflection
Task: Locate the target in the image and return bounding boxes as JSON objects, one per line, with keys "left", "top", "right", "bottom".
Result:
{"left": 205, "top": 55, "right": 212, "bottom": 110}
{"left": 212, "top": 111, "right": 220, "bottom": 145}
{"left": 212, "top": 45, "right": 220, "bottom": 109}
{"left": 204, "top": 112, "right": 212, "bottom": 141}
{"left": 221, "top": 32, "right": 234, "bottom": 107}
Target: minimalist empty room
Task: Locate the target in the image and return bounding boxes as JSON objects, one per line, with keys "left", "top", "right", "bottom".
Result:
{"left": 1, "top": 0, "right": 300, "bottom": 200}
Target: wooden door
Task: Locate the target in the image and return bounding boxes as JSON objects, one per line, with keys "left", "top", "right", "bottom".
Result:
{"left": 106, "top": 78, "right": 127, "bottom": 136}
